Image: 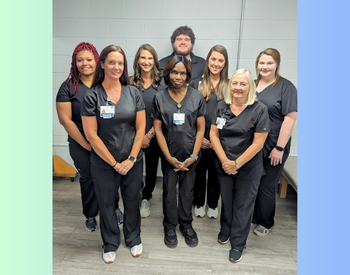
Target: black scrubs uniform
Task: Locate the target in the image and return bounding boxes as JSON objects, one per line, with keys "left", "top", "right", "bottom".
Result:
{"left": 189, "top": 79, "right": 221, "bottom": 209}
{"left": 159, "top": 52, "right": 206, "bottom": 81}
{"left": 213, "top": 100, "right": 270, "bottom": 251}
{"left": 56, "top": 80, "right": 99, "bottom": 219}
{"left": 138, "top": 82, "right": 166, "bottom": 201}
{"left": 151, "top": 86, "right": 207, "bottom": 231}
{"left": 81, "top": 84, "right": 145, "bottom": 253}
{"left": 253, "top": 78, "right": 297, "bottom": 229}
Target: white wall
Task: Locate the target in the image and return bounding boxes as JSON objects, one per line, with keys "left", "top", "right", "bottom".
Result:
{"left": 53, "top": 0, "right": 298, "bottom": 168}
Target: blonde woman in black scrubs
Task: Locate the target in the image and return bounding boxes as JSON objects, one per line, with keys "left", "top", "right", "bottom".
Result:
{"left": 210, "top": 68, "right": 269, "bottom": 263}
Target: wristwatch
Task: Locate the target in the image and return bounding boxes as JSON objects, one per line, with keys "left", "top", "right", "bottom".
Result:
{"left": 235, "top": 160, "right": 241, "bottom": 169}
{"left": 190, "top": 154, "right": 198, "bottom": 161}
{"left": 275, "top": 146, "right": 284, "bottom": 152}
{"left": 128, "top": 155, "right": 137, "bottom": 162}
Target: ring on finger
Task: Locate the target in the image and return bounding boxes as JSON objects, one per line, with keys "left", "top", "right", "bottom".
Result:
{"left": 122, "top": 169, "right": 126, "bottom": 172}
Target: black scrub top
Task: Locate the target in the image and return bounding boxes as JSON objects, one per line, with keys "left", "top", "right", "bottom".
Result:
{"left": 136, "top": 81, "right": 166, "bottom": 133}
{"left": 189, "top": 78, "right": 221, "bottom": 140}
{"left": 81, "top": 84, "right": 146, "bottom": 169}
{"left": 56, "top": 79, "right": 88, "bottom": 141}
{"left": 212, "top": 100, "right": 270, "bottom": 179}
{"left": 256, "top": 77, "right": 297, "bottom": 156}
{"left": 151, "top": 86, "right": 207, "bottom": 166}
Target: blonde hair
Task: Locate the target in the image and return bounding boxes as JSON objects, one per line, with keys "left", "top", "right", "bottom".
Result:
{"left": 224, "top": 68, "right": 257, "bottom": 106}
{"left": 198, "top": 45, "right": 228, "bottom": 101}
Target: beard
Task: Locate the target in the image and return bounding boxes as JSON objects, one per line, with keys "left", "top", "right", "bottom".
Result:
{"left": 172, "top": 44, "right": 193, "bottom": 57}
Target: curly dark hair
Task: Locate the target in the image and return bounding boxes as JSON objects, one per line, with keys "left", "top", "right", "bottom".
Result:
{"left": 170, "top": 26, "right": 196, "bottom": 45}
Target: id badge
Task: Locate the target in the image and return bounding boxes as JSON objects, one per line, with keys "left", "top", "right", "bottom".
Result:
{"left": 173, "top": 113, "right": 185, "bottom": 125}
{"left": 216, "top": 117, "right": 226, "bottom": 129}
{"left": 100, "top": 106, "right": 115, "bottom": 118}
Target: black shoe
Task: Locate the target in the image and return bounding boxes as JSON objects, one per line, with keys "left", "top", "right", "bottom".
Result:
{"left": 181, "top": 227, "right": 198, "bottom": 246}
{"left": 229, "top": 248, "right": 243, "bottom": 263}
{"left": 217, "top": 231, "right": 230, "bottom": 244}
{"left": 164, "top": 229, "right": 178, "bottom": 247}
{"left": 115, "top": 208, "right": 123, "bottom": 225}
{"left": 86, "top": 217, "right": 97, "bottom": 232}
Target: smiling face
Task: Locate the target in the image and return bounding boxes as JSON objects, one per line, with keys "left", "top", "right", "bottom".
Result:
{"left": 76, "top": 50, "right": 96, "bottom": 77}
{"left": 138, "top": 50, "right": 154, "bottom": 73}
{"left": 101, "top": 51, "right": 124, "bottom": 80}
{"left": 257, "top": 54, "right": 277, "bottom": 79}
{"left": 169, "top": 62, "right": 187, "bottom": 89}
{"left": 208, "top": 51, "right": 226, "bottom": 76}
{"left": 172, "top": 34, "right": 193, "bottom": 57}
{"left": 230, "top": 73, "right": 250, "bottom": 101}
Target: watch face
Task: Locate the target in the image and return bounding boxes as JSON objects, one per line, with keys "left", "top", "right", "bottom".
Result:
{"left": 129, "top": 156, "right": 136, "bottom": 162}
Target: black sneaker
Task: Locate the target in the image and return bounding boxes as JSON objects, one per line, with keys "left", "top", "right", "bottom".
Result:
{"left": 115, "top": 208, "right": 123, "bottom": 225}
{"left": 229, "top": 248, "right": 242, "bottom": 263}
{"left": 164, "top": 229, "right": 178, "bottom": 247}
{"left": 86, "top": 217, "right": 97, "bottom": 232}
{"left": 217, "top": 231, "right": 230, "bottom": 244}
{"left": 181, "top": 227, "right": 198, "bottom": 246}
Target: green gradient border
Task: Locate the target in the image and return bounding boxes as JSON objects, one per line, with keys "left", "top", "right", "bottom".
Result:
{"left": 0, "top": 1, "right": 52, "bottom": 274}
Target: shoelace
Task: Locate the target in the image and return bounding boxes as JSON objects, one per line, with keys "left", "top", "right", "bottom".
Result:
{"left": 167, "top": 230, "right": 176, "bottom": 236}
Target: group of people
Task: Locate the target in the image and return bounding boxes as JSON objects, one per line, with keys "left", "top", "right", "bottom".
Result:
{"left": 56, "top": 25, "right": 297, "bottom": 264}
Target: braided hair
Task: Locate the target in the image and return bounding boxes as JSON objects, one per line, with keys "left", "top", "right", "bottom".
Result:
{"left": 65, "top": 42, "right": 99, "bottom": 94}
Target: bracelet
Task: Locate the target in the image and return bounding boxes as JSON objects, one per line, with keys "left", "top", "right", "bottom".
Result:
{"left": 146, "top": 134, "right": 152, "bottom": 140}
{"left": 112, "top": 161, "right": 117, "bottom": 168}
{"left": 148, "top": 130, "right": 154, "bottom": 137}
{"left": 222, "top": 158, "right": 228, "bottom": 165}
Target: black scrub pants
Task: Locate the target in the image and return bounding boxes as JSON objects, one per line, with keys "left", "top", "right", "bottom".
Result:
{"left": 253, "top": 153, "right": 288, "bottom": 229}
{"left": 162, "top": 164, "right": 196, "bottom": 231}
{"left": 218, "top": 169, "right": 260, "bottom": 251}
{"left": 68, "top": 139, "right": 99, "bottom": 218}
{"left": 193, "top": 148, "right": 220, "bottom": 208}
{"left": 142, "top": 138, "right": 163, "bottom": 200}
{"left": 91, "top": 161, "right": 143, "bottom": 253}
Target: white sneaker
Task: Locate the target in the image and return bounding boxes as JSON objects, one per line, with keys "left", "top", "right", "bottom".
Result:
{"left": 207, "top": 207, "right": 218, "bottom": 219}
{"left": 102, "top": 250, "right": 116, "bottom": 264}
{"left": 140, "top": 199, "right": 150, "bottom": 218}
{"left": 130, "top": 243, "right": 143, "bottom": 257}
{"left": 194, "top": 206, "right": 205, "bottom": 218}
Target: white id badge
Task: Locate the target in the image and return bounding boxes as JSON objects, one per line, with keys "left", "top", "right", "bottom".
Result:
{"left": 173, "top": 113, "right": 185, "bottom": 125}
{"left": 216, "top": 117, "right": 226, "bottom": 129}
{"left": 100, "top": 106, "right": 115, "bottom": 118}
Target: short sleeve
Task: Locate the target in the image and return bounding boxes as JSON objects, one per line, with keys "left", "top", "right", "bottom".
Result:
{"left": 150, "top": 94, "right": 161, "bottom": 121}
{"left": 133, "top": 87, "right": 146, "bottom": 112}
{"left": 81, "top": 89, "right": 97, "bottom": 117}
{"left": 56, "top": 81, "right": 71, "bottom": 103}
{"left": 281, "top": 81, "right": 298, "bottom": 116}
{"left": 197, "top": 95, "right": 207, "bottom": 118}
{"left": 255, "top": 103, "right": 270, "bottom": 133}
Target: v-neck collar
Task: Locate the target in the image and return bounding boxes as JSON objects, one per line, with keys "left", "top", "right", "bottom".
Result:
{"left": 166, "top": 87, "right": 189, "bottom": 106}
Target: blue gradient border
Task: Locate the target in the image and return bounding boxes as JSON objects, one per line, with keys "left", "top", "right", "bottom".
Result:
{"left": 299, "top": 1, "right": 350, "bottom": 274}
